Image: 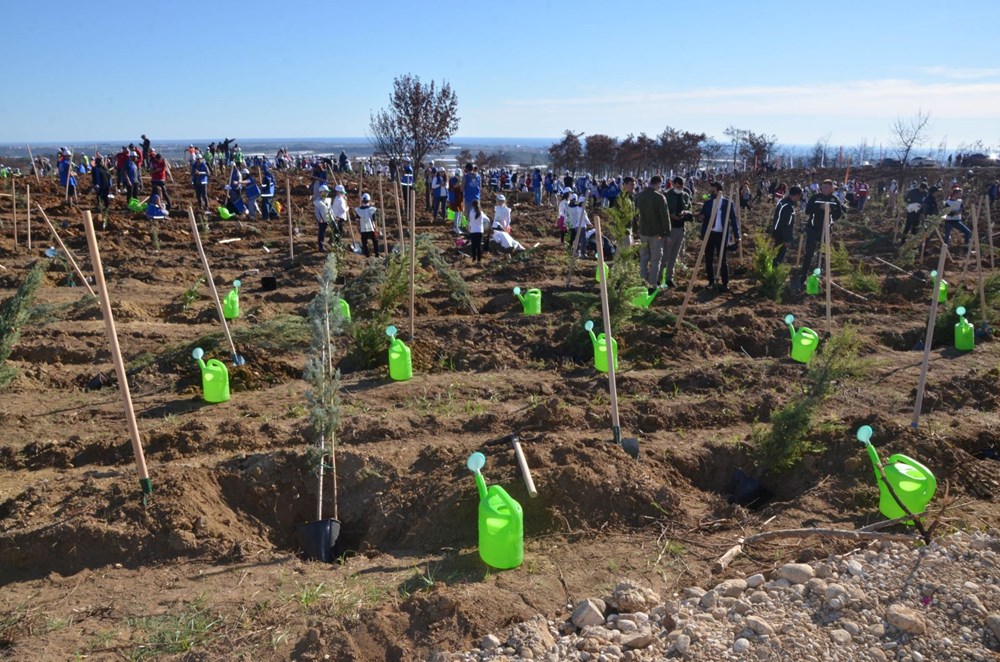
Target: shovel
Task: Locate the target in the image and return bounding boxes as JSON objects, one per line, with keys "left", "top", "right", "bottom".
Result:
{"left": 483, "top": 433, "right": 538, "bottom": 498}
{"left": 593, "top": 215, "right": 640, "bottom": 459}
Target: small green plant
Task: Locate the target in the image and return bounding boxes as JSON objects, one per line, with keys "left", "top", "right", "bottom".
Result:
{"left": 830, "top": 239, "right": 851, "bottom": 273}
{"left": 181, "top": 276, "right": 206, "bottom": 310}
{"left": 753, "top": 326, "right": 870, "bottom": 473}
{"left": 419, "top": 236, "right": 477, "bottom": 313}
{"left": 346, "top": 253, "right": 410, "bottom": 368}
{"left": 296, "top": 582, "right": 329, "bottom": 611}
{"left": 606, "top": 245, "right": 643, "bottom": 329}
{"left": 751, "top": 230, "right": 791, "bottom": 301}
{"left": 602, "top": 195, "right": 636, "bottom": 245}
{"left": 0, "top": 260, "right": 48, "bottom": 388}
{"left": 124, "top": 597, "right": 221, "bottom": 660}
{"left": 847, "top": 260, "right": 881, "bottom": 295}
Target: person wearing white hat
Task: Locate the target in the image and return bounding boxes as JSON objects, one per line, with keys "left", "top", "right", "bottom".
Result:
{"left": 314, "top": 184, "right": 334, "bottom": 251}
{"left": 493, "top": 194, "right": 512, "bottom": 232}
{"left": 355, "top": 193, "right": 380, "bottom": 257}
{"left": 331, "top": 184, "right": 349, "bottom": 237}
{"left": 556, "top": 189, "right": 571, "bottom": 243}
{"left": 565, "top": 193, "right": 590, "bottom": 257}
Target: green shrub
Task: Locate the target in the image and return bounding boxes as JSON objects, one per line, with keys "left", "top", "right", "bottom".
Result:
{"left": 418, "top": 236, "right": 477, "bottom": 313}
{"left": 751, "top": 231, "right": 791, "bottom": 302}
{"left": 0, "top": 260, "right": 48, "bottom": 387}
{"left": 830, "top": 239, "right": 851, "bottom": 273}
{"left": 847, "top": 261, "right": 881, "bottom": 295}
{"left": 606, "top": 246, "right": 643, "bottom": 329}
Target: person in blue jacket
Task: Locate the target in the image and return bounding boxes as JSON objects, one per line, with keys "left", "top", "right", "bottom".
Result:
{"left": 544, "top": 171, "right": 556, "bottom": 205}
{"left": 604, "top": 179, "right": 621, "bottom": 208}
{"left": 124, "top": 155, "right": 139, "bottom": 203}
{"left": 531, "top": 168, "right": 542, "bottom": 205}
{"left": 242, "top": 169, "right": 261, "bottom": 218}
{"left": 58, "top": 150, "right": 78, "bottom": 205}
{"left": 462, "top": 162, "right": 481, "bottom": 215}
{"left": 146, "top": 193, "right": 168, "bottom": 219}
{"left": 191, "top": 154, "right": 210, "bottom": 211}
{"left": 699, "top": 181, "right": 741, "bottom": 291}
{"left": 259, "top": 164, "right": 277, "bottom": 219}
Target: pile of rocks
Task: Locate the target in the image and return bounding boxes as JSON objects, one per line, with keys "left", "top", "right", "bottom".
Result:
{"left": 451, "top": 531, "right": 1000, "bottom": 661}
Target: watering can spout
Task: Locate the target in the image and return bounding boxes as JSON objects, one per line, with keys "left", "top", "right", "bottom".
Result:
{"left": 784, "top": 314, "right": 796, "bottom": 340}
{"left": 467, "top": 452, "right": 488, "bottom": 500}
{"left": 192, "top": 347, "right": 207, "bottom": 373}
{"left": 857, "top": 424, "right": 883, "bottom": 471}
{"left": 513, "top": 286, "right": 525, "bottom": 304}
{"left": 584, "top": 320, "right": 598, "bottom": 347}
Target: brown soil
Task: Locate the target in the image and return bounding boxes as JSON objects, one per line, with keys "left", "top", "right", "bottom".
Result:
{"left": 1, "top": 166, "right": 999, "bottom": 661}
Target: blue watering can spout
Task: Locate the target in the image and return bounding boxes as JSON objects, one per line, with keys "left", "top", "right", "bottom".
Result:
{"left": 513, "top": 286, "right": 525, "bottom": 304}
{"left": 467, "top": 452, "right": 488, "bottom": 501}
{"left": 584, "top": 320, "right": 598, "bottom": 347}
{"left": 784, "top": 314, "right": 796, "bottom": 340}
{"left": 192, "top": 347, "right": 207, "bottom": 374}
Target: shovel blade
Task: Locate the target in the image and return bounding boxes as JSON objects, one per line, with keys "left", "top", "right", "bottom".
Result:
{"left": 621, "top": 437, "right": 640, "bottom": 459}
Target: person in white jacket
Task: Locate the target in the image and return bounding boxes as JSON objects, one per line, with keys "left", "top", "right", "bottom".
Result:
{"left": 355, "top": 193, "right": 380, "bottom": 257}
{"left": 467, "top": 200, "right": 488, "bottom": 263}
{"left": 556, "top": 189, "right": 570, "bottom": 243}
{"left": 313, "top": 184, "right": 334, "bottom": 251}
{"left": 493, "top": 194, "right": 512, "bottom": 232}
{"left": 565, "top": 194, "right": 591, "bottom": 257}
{"left": 330, "top": 184, "right": 349, "bottom": 238}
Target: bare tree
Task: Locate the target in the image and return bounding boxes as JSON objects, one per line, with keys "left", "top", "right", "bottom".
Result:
{"left": 584, "top": 134, "right": 618, "bottom": 177}
{"left": 368, "top": 74, "right": 459, "bottom": 167}
{"left": 891, "top": 109, "right": 932, "bottom": 166}
{"left": 548, "top": 130, "right": 585, "bottom": 173}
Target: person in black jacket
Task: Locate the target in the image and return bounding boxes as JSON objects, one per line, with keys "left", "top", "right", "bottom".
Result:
{"left": 799, "top": 179, "right": 844, "bottom": 284}
{"left": 700, "top": 181, "right": 740, "bottom": 291}
{"left": 663, "top": 176, "right": 693, "bottom": 288}
{"left": 902, "top": 183, "right": 928, "bottom": 239}
{"left": 771, "top": 186, "right": 802, "bottom": 266}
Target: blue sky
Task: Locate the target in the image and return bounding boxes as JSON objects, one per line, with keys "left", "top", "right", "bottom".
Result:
{"left": 4, "top": 0, "right": 1000, "bottom": 151}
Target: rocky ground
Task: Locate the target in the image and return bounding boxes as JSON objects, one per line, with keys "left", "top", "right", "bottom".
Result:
{"left": 464, "top": 532, "right": 1000, "bottom": 661}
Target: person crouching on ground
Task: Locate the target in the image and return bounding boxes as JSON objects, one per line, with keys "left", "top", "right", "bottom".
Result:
{"left": 146, "top": 193, "right": 168, "bottom": 219}
{"left": 700, "top": 181, "right": 740, "bottom": 291}
{"left": 355, "top": 193, "right": 381, "bottom": 258}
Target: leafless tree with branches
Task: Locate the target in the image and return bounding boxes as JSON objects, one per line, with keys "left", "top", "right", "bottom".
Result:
{"left": 368, "top": 74, "right": 459, "bottom": 168}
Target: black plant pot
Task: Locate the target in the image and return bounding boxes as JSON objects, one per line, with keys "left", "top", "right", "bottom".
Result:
{"left": 296, "top": 518, "right": 341, "bottom": 563}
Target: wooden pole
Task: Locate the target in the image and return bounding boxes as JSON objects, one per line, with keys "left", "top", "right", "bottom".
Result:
{"left": 594, "top": 215, "right": 623, "bottom": 439}
{"left": 911, "top": 242, "right": 949, "bottom": 429}
{"left": 675, "top": 195, "right": 722, "bottom": 332}
{"left": 735, "top": 185, "right": 744, "bottom": 262}
{"left": 823, "top": 203, "right": 833, "bottom": 334}
{"left": 286, "top": 175, "right": 294, "bottom": 259}
{"left": 393, "top": 178, "right": 404, "bottom": 252}
{"left": 11, "top": 180, "right": 16, "bottom": 247}
{"left": 64, "top": 153, "right": 72, "bottom": 202}
{"left": 960, "top": 197, "right": 978, "bottom": 278}
{"left": 187, "top": 206, "right": 241, "bottom": 362}
{"left": 715, "top": 185, "right": 734, "bottom": 282}
{"left": 82, "top": 210, "right": 152, "bottom": 501}
{"left": 378, "top": 174, "right": 388, "bottom": 258}
{"left": 37, "top": 205, "right": 97, "bottom": 297}
{"left": 26, "top": 186, "right": 31, "bottom": 251}
{"left": 970, "top": 202, "right": 989, "bottom": 326}
{"left": 26, "top": 144, "right": 41, "bottom": 186}
{"left": 408, "top": 188, "right": 416, "bottom": 341}
{"left": 986, "top": 197, "right": 995, "bottom": 269}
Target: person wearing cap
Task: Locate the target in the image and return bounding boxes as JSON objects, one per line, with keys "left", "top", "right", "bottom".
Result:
{"left": 491, "top": 196, "right": 525, "bottom": 256}
{"left": 635, "top": 175, "right": 671, "bottom": 289}
{"left": 902, "top": 182, "right": 928, "bottom": 240}
{"left": 493, "top": 194, "right": 512, "bottom": 233}
{"left": 400, "top": 159, "right": 415, "bottom": 213}
{"left": 149, "top": 151, "right": 172, "bottom": 211}
{"left": 355, "top": 193, "right": 380, "bottom": 258}
{"left": 57, "top": 150, "right": 79, "bottom": 205}
{"left": 191, "top": 154, "right": 210, "bottom": 211}
{"left": 662, "top": 176, "right": 693, "bottom": 288}
{"left": 330, "top": 184, "right": 349, "bottom": 238}
{"left": 431, "top": 168, "right": 448, "bottom": 221}
{"left": 699, "top": 181, "right": 741, "bottom": 291}
{"left": 565, "top": 193, "right": 591, "bottom": 257}
{"left": 314, "top": 184, "right": 335, "bottom": 250}
{"left": 556, "top": 188, "right": 571, "bottom": 243}
{"left": 942, "top": 188, "right": 972, "bottom": 247}
{"left": 799, "top": 179, "right": 843, "bottom": 284}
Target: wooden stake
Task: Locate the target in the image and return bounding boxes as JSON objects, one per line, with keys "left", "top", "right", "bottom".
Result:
{"left": 971, "top": 202, "right": 989, "bottom": 326}
{"left": 715, "top": 185, "right": 734, "bottom": 282}
{"left": 795, "top": 233, "right": 805, "bottom": 268}
{"left": 37, "top": 205, "right": 97, "bottom": 297}
{"left": 378, "top": 174, "right": 388, "bottom": 258}
{"left": 393, "top": 178, "right": 404, "bottom": 252}
{"left": 11, "top": 180, "right": 16, "bottom": 247}
{"left": 594, "top": 215, "right": 623, "bottom": 439}
{"left": 960, "top": 198, "right": 978, "bottom": 278}
{"left": 26, "top": 144, "right": 41, "bottom": 186}
{"left": 735, "top": 186, "right": 744, "bottom": 262}
{"left": 82, "top": 210, "right": 152, "bottom": 501}
{"left": 26, "top": 186, "right": 31, "bottom": 250}
{"left": 565, "top": 203, "right": 589, "bottom": 287}
{"left": 911, "top": 241, "right": 949, "bottom": 429}
{"left": 408, "top": 188, "right": 416, "bottom": 341}
{"left": 64, "top": 153, "right": 72, "bottom": 202}
{"left": 187, "top": 206, "right": 241, "bottom": 362}
{"left": 823, "top": 203, "right": 833, "bottom": 334}
{"left": 675, "top": 195, "right": 722, "bottom": 332}
{"left": 986, "top": 197, "right": 995, "bottom": 269}
{"left": 286, "top": 175, "right": 294, "bottom": 259}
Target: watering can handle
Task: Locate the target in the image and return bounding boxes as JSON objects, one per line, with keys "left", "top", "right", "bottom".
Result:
{"left": 494, "top": 485, "right": 519, "bottom": 515}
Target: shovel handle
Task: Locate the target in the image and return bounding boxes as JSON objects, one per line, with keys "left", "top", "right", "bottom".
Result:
{"left": 511, "top": 438, "right": 538, "bottom": 498}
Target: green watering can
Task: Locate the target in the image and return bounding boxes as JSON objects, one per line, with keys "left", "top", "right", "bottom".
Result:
{"left": 223, "top": 279, "right": 241, "bottom": 320}
{"left": 385, "top": 325, "right": 412, "bottom": 381}
{"left": 628, "top": 286, "right": 660, "bottom": 309}
{"left": 337, "top": 298, "right": 351, "bottom": 322}
{"left": 928, "top": 270, "right": 947, "bottom": 303}
{"left": 513, "top": 287, "right": 542, "bottom": 315}
{"left": 584, "top": 320, "right": 618, "bottom": 373}
{"left": 467, "top": 452, "right": 523, "bottom": 569}
{"left": 784, "top": 314, "right": 819, "bottom": 363}
{"left": 595, "top": 262, "right": 609, "bottom": 283}
{"left": 805, "top": 268, "right": 821, "bottom": 295}
{"left": 955, "top": 306, "right": 974, "bottom": 351}
{"left": 192, "top": 347, "right": 231, "bottom": 403}
{"left": 447, "top": 209, "right": 455, "bottom": 221}
{"left": 127, "top": 198, "right": 144, "bottom": 213}
{"left": 218, "top": 206, "right": 235, "bottom": 220}
{"left": 857, "top": 425, "right": 937, "bottom": 521}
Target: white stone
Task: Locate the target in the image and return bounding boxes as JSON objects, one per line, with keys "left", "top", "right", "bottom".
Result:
{"left": 733, "top": 638, "right": 751, "bottom": 654}
{"left": 746, "top": 574, "right": 765, "bottom": 589}
{"left": 886, "top": 603, "right": 927, "bottom": 635}
{"left": 778, "top": 563, "right": 815, "bottom": 585}
{"left": 745, "top": 615, "right": 774, "bottom": 636}
{"left": 572, "top": 599, "right": 607, "bottom": 629}
{"left": 829, "top": 629, "right": 852, "bottom": 645}
{"left": 847, "top": 560, "right": 864, "bottom": 576}
{"left": 481, "top": 634, "right": 501, "bottom": 650}
{"left": 675, "top": 634, "right": 691, "bottom": 655}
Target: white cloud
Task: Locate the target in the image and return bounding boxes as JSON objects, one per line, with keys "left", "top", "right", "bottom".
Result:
{"left": 920, "top": 66, "right": 1000, "bottom": 80}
